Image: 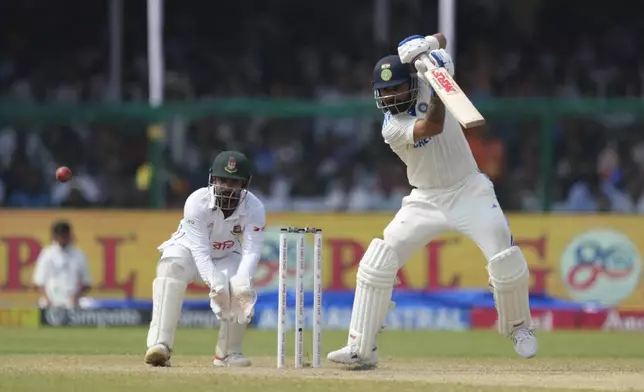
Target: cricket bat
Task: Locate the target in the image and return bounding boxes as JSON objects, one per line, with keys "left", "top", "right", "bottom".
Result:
{"left": 417, "top": 34, "right": 485, "bottom": 129}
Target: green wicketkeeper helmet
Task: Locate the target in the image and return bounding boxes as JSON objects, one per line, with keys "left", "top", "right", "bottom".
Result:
{"left": 208, "top": 151, "right": 252, "bottom": 211}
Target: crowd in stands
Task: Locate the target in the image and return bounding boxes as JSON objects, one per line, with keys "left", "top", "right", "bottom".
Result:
{"left": 1, "top": 0, "right": 643, "bottom": 212}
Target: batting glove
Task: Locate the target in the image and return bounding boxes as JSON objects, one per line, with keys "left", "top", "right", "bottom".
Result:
{"left": 397, "top": 35, "right": 431, "bottom": 64}
{"left": 428, "top": 49, "right": 455, "bottom": 76}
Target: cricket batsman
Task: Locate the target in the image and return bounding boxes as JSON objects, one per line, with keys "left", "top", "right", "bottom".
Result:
{"left": 145, "top": 151, "right": 266, "bottom": 367}
{"left": 327, "top": 34, "right": 538, "bottom": 366}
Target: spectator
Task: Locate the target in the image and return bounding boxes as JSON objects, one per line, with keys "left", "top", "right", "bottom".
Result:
{"left": 467, "top": 126, "right": 506, "bottom": 184}
{"left": 1, "top": 1, "right": 643, "bottom": 212}
{"left": 6, "top": 166, "right": 52, "bottom": 208}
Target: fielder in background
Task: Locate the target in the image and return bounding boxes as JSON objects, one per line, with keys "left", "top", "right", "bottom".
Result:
{"left": 32, "top": 220, "right": 92, "bottom": 309}
{"left": 145, "top": 151, "right": 266, "bottom": 368}
{"left": 328, "top": 34, "right": 538, "bottom": 366}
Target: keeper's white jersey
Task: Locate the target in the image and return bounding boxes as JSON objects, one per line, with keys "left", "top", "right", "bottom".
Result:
{"left": 159, "top": 188, "right": 266, "bottom": 281}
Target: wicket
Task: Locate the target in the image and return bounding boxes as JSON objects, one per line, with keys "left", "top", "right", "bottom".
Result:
{"left": 277, "top": 227, "right": 323, "bottom": 369}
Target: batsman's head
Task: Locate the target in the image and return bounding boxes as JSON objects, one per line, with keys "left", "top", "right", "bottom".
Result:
{"left": 372, "top": 54, "right": 418, "bottom": 115}
{"left": 209, "top": 150, "right": 252, "bottom": 211}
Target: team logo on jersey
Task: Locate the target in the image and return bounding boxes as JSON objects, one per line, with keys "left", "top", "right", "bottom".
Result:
{"left": 418, "top": 103, "right": 428, "bottom": 113}
{"left": 253, "top": 225, "right": 265, "bottom": 232}
{"left": 380, "top": 69, "right": 392, "bottom": 81}
{"left": 231, "top": 224, "right": 243, "bottom": 236}
{"left": 224, "top": 157, "right": 238, "bottom": 173}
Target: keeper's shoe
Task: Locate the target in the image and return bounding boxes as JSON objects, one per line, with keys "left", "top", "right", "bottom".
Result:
{"left": 213, "top": 353, "right": 251, "bottom": 367}
{"left": 145, "top": 343, "right": 172, "bottom": 367}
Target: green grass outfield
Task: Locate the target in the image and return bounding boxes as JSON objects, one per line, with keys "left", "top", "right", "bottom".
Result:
{"left": 1, "top": 328, "right": 643, "bottom": 392}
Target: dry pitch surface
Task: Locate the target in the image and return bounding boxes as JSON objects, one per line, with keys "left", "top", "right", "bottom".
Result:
{"left": 1, "top": 328, "right": 643, "bottom": 392}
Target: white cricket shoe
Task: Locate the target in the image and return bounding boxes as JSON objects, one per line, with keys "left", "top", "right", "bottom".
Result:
{"left": 512, "top": 328, "right": 538, "bottom": 358}
{"left": 213, "top": 353, "right": 251, "bottom": 367}
{"left": 145, "top": 343, "right": 172, "bottom": 367}
{"left": 327, "top": 345, "right": 378, "bottom": 367}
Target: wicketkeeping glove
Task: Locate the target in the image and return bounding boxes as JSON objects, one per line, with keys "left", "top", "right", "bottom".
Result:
{"left": 208, "top": 270, "right": 232, "bottom": 320}
{"left": 228, "top": 274, "right": 257, "bottom": 324}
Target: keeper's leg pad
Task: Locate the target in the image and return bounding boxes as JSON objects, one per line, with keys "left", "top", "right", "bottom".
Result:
{"left": 348, "top": 238, "right": 399, "bottom": 359}
{"left": 215, "top": 320, "right": 247, "bottom": 358}
{"left": 487, "top": 246, "right": 532, "bottom": 337}
{"left": 147, "top": 258, "right": 191, "bottom": 349}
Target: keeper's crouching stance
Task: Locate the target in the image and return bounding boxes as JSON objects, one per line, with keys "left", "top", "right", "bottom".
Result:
{"left": 327, "top": 34, "right": 537, "bottom": 367}
{"left": 145, "top": 151, "right": 267, "bottom": 367}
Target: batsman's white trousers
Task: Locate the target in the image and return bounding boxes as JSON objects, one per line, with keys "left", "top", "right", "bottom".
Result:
{"left": 384, "top": 172, "right": 513, "bottom": 265}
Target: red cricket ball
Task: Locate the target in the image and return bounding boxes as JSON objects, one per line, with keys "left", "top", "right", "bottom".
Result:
{"left": 56, "top": 166, "right": 73, "bottom": 183}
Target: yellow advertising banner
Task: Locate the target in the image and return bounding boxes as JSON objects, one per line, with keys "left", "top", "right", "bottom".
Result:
{"left": 0, "top": 308, "right": 40, "bottom": 327}
{"left": 0, "top": 211, "right": 642, "bottom": 309}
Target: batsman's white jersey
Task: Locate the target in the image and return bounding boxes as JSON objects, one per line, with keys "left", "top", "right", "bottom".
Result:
{"left": 381, "top": 78, "right": 512, "bottom": 262}
{"left": 158, "top": 187, "right": 266, "bottom": 285}
{"left": 382, "top": 78, "right": 478, "bottom": 190}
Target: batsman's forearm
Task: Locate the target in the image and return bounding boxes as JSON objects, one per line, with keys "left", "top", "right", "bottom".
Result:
{"left": 412, "top": 95, "right": 446, "bottom": 140}
{"left": 426, "top": 96, "right": 446, "bottom": 125}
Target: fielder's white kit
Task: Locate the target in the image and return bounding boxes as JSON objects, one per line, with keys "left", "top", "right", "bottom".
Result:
{"left": 328, "top": 35, "right": 537, "bottom": 366}
{"left": 145, "top": 187, "right": 266, "bottom": 367}
{"left": 32, "top": 242, "right": 92, "bottom": 308}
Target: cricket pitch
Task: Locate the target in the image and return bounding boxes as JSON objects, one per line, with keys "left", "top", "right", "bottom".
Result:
{"left": 1, "top": 328, "right": 643, "bottom": 392}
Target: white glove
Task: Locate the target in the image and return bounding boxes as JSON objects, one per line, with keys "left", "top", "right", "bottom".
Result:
{"left": 430, "top": 49, "right": 455, "bottom": 76}
{"left": 414, "top": 49, "right": 455, "bottom": 77}
{"left": 397, "top": 35, "right": 431, "bottom": 64}
{"left": 208, "top": 271, "right": 232, "bottom": 320}
{"left": 228, "top": 274, "right": 257, "bottom": 324}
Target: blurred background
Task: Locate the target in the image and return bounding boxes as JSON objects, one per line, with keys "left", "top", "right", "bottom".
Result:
{"left": 0, "top": 0, "right": 643, "bottom": 332}
{"left": 2, "top": 0, "right": 643, "bottom": 213}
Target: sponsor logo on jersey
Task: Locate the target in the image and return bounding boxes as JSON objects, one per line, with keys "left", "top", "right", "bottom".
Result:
{"left": 253, "top": 225, "right": 265, "bottom": 232}
{"left": 213, "top": 240, "right": 236, "bottom": 250}
{"left": 413, "top": 137, "right": 432, "bottom": 148}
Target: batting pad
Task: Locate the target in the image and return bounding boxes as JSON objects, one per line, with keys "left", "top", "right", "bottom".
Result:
{"left": 487, "top": 246, "right": 532, "bottom": 337}
{"left": 349, "top": 238, "right": 399, "bottom": 359}
{"left": 147, "top": 277, "right": 187, "bottom": 349}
